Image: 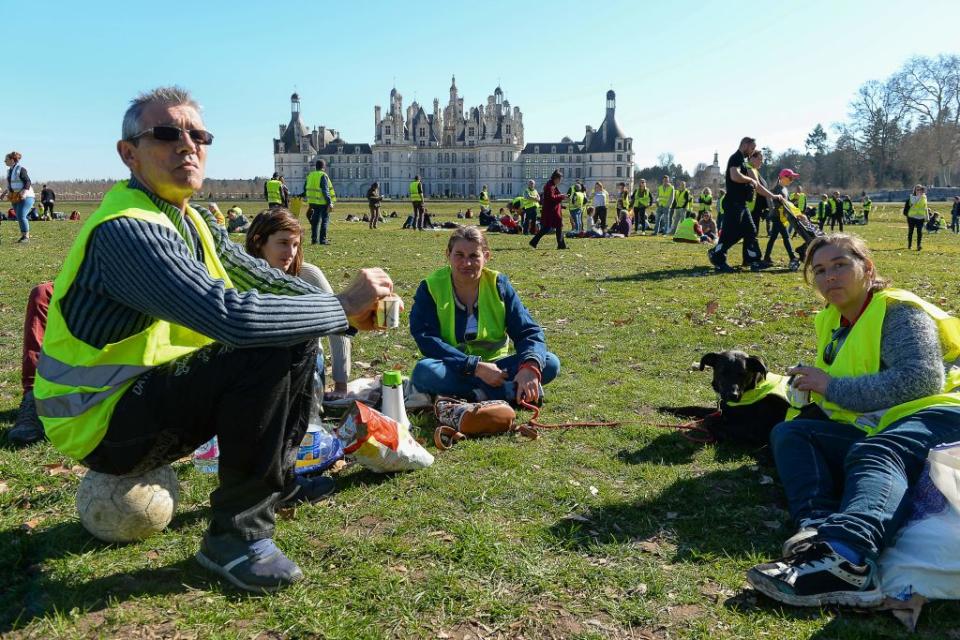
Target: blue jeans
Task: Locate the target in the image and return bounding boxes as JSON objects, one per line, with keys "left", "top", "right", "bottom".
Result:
{"left": 570, "top": 209, "right": 582, "bottom": 233}
{"left": 770, "top": 407, "right": 960, "bottom": 559}
{"left": 14, "top": 196, "right": 34, "bottom": 235}
{"left": 522, "top": 207, "right": 538, "bottom": 235}
{"left": 654, "top": 206, "right": 671, "bottom": 235}
{"left": 412, "top": 352, "right": 560, "bottom": 402}
{"left": 308, "top": 204, "right": 329, "bottom": 243}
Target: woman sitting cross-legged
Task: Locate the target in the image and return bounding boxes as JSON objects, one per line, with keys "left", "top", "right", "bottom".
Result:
{"left": 410, "top": 227, "right": 560, "bottom": 405}
{"left": 747, "top": 233, "right": 960, "bottom": 609}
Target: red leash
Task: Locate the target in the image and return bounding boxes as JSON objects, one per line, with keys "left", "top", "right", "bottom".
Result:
{"left": 516, "top": 399, "right": 622, "bottom": 439}
{"left": 650, "top": 410, "right": 721, "bottom": 444}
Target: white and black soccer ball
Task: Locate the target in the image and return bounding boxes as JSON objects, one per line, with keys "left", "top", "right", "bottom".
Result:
{"left": 76, "top": 465, "right": 179, "bottom": 543}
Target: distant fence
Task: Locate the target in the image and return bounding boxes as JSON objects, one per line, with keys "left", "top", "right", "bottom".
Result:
{"left": 866, "top": 187, "right": 960, "bottom": 202}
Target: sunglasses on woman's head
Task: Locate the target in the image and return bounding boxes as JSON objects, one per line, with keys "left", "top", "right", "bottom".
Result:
{"left": 127, "top": 125, "right": 214, "bottom": 146}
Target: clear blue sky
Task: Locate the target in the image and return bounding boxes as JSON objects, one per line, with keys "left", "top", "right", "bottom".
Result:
{"left": 5, "top": 0, "right": 957, "bottom": 181}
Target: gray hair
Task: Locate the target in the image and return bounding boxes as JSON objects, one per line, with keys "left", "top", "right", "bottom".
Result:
{"left": 121, "top": 86, "right": 200, "bottom": 140}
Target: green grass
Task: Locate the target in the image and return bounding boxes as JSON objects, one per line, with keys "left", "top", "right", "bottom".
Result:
{"left": 1, "top": 199, "right": 959, "bottom": 639}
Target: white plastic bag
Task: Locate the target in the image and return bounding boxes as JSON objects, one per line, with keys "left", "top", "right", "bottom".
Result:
{"left": 335, "top": 401, "right": 433, "bottom": 473}
{"left": 880, "top": 443, "right": 960, "bottom": 601}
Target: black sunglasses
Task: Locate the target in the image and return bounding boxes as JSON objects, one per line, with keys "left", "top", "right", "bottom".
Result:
{"left": 128, "top": 125, "right": 214, "bottom": 146}
{"left": 822, "top": 325, "right": 851, "bottom": 366}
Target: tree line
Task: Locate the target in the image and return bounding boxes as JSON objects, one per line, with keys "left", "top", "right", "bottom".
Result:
{"left": 638, "top": 53, "right": 959, "bottom": 193}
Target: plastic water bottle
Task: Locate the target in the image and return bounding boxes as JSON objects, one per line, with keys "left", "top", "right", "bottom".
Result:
{"left": 380, "top": 370, "right": 411, "bottom": 429}
{"left": 192, "top": 436, "right": 219, "bottom": 474}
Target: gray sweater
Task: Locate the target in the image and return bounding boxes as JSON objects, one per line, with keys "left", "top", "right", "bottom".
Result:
{"left": 824, "top": 303, "right": 945, "bottom": 412}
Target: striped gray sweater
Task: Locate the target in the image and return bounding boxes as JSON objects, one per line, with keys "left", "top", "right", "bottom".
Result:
{"left": 824, "top": 303, "right": 946, "bottom": 412}
{"left": 59, "top": 177, "right": 348, "bottom": 350}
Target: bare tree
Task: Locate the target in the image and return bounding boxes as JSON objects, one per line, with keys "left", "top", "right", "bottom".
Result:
{"left": 847, "top": 79, "right": 907, "bottom": 184}
{"left": 891, "top": 54, "right": 960, "bottom": 185}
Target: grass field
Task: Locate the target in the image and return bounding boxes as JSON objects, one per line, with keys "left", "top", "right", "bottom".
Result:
{"left": 1, "top": 197, "right": 959, "bottom": 639}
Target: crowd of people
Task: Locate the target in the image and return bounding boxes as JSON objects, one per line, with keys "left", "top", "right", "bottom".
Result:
{"left": 5, "top": 88, "right": 960, "bottom": 616}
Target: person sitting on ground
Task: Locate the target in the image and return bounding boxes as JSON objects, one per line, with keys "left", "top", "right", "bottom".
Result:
{"left": 226, "top": 206, "right": 249, "bottom": 233}
{"left": 32, "top": 86, "right": 393, "bottom": 593}
{"left": 926, "top": 211, "right": 943, "bottom": 233}
{"left": 747, "top": 233, "right": 960, "bottom": 609}
{"left": 464, "top": 208, "right": 474, "bottom": 219}
{"left": 478, "top": 206, "right": 496, "bottom": 226}
{"left": 697, "top": 211, "right": 718, "bottom": 243}
{"left": 422, "top": 211, "right": 435, "bottom": 228}
{"left": 245, "top": 208, "right": 353, "bottom": 401}
{"left": 410, "top": 227, "right": 560, "bottom": 405}
{"left": 608, "top": 208, "right": 631, "bottom": 236}
{"left": 672, "top": 211, "right": 708, "bottom": 244}
{"left": 69, "top": 210, "right": 80, "bottom": 221}
{"left": 499, "top": 208, "right": 520, "bottom": 234}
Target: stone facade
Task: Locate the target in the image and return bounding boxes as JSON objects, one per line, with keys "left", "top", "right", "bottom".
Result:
{"left": 273, "top": 80, "right": 634, "bottom": 200}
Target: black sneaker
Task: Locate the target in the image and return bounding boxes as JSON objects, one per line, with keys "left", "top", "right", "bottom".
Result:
{"left": 8, "top": 391, "right": 45, "bottom": 446}
{"left": 746, "top": 538, "right": 882, "bottom": 608}
{"left": 781, "top": 517, "right": 824, "bottom": 556}
{"left": 195, "top": 532, "right": 303, "bottom": 593}
{"left": 278, "top": 475, "right": 336, "bottom": 508}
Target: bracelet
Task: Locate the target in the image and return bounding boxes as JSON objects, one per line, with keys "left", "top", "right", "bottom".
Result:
{"left": 518, "top": 361, "right": 542, "bottom": 382}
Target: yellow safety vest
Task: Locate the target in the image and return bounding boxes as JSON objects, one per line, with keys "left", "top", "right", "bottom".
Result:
{"left": 265, "top": 179, "right": 283, "bottom": 204}
{"left": 479, "top": 190, "right": 490, "bottom": 207}
{"left": 521, "top": 187, "right": 539, "bottom": 210}
{"left": 698, "top": 194, "right": 713, "bottom": 212}
{"left": 570, "top": 191, "right": 586, "bottom": 210}
{"left": 34, "top": 182, "right": 234, "bottom": 459}
{"left": 305, "top": 170, "right": 331, "bottom": 205}
{"left": 424, "top": 266, "right": 509, "bottom": 361}
{"left": 908, "top": 195, "right": 927, "bottom": 220}
{"left": 409, "top": 180, "right": 423, "bottom": 202}
{"left": 863, "top": 199, "right": 872, "bottom": 212}
{"left": 632, "top": 188, "right": 652, "bottom": 208}
{"left": 673, "top": 217, "right": 700, "bottom": 242}
{"left": 792, "top": 192, "right": 807, "bottom": 212}
{"left": 657, "top": 184, "right": 673, "bottom": 207}
{"left": 786, "top": 289, "right": 960, "bottom": 434}
{"left": 675, "top": 189, "right": 690, "bottom": 208}
{"left": 726, "top": 373, "right": 791, "bottom": 407}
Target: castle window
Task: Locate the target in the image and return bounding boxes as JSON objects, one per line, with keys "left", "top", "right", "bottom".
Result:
{"left": 617, "top": 154, "right": 623, "bottom": 162}
{"left": 506, "top": 167, "right": 512, "bottom": 178}
{"left": 534, "top": 146, "right": 539, "bottom": 154}
{"left": 385, "top": 126, "right": 391, "bottom": 135}
{"left": 616, "top": 167, "right": 623, "bottom": 177}
{"left": 505, "top": 125, "right": 511, "bottom": 134}
{"left": 617, "top": 142, "right": 622, "bottom": 150}
{"left": 468, "top": 127, "right": 475, "bottom": 137}
{"left": 419, "top": 127, "right": 425, "bottom": 137}
{"left": 551, "top": 146, "right": 556, "bottom": 154}
{"left": 577, "top": 155, "right": 582, "bottom": 163}
{"left": 452, "top": 152, "right": 457, "bottom": 163}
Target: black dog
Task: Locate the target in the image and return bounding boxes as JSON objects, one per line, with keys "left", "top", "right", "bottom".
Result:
{"left": 698, "top": 350, "right": 791, "bottom": 446}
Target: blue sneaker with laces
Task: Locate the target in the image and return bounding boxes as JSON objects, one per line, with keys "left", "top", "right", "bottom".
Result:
{"left": 195, "top": 533, "right": 303, "bottom": 592}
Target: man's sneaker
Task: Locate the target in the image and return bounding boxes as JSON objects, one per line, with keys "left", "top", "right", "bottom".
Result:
{"left": 781, "top": 517, "right": 824, "bottom": 556}
{"left": 788, "top": 258, "right": 801, "bottom": 272}
{"left": 758, "top": 258, "right": 774, "bottom": 268}
{"left": 8, "top": 390, "right": 45, "bottom": 446}
{"left": 746, "top": 538, "right": 882, "bottom": 608}
{"left": 708, "top": 248, "right": 735, "bottom": 273}
{"left": 279, "top": 475, "right": 336, "bottom": 508}
{"left": 195, "top": 532, "right": 303, "bottom": 592}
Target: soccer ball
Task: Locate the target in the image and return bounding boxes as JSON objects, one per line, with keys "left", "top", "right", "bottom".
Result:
{"left": 76, "top": 465, "right": 179, "bottom": 543}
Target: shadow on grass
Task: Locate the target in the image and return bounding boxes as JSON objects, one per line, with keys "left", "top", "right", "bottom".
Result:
{"left": 603, "top": 266, "right": 714, "bottom": 282}
{"left": 547, "top": 466, "right": 786, "bottom": 560}
{"left": 618, "top": 431, "right": 773, "bottom": 467}
{"left": 0, "top": 508, "right": 219, "bottom": 632}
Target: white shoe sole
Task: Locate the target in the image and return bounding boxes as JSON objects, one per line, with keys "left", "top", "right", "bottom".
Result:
{"left": 746, "top": 569, "right": 883, "bottom": 608}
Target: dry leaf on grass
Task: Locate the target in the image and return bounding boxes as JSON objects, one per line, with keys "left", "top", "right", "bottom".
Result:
{"left": 43, "top": 463, "right": 73, "bottom": 476}
{"left": 21, "top": 518, "right": 41, "bottom": 532}
{"left": 705, "top": 300, "right": 719, "bottom": 315}
{"left": 0, "top": 481, "right": 9, "bottom": 494}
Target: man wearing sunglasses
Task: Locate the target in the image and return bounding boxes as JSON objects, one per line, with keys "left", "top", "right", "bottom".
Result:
{"left": 32, "top": 86, "right": 394, "bottom": 593}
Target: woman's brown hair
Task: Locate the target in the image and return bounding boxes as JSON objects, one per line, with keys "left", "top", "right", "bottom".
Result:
{"left": 445, "top": 226, "right": 489, "bottom": 255}
{"left": 6, "top": 151, "right": 22, "bottom": 162}
{"left": 245, "top": 207, "right": 304, "bottom": 276}
{"left": 802, "top": 233, "right": 889, "bottom": 292}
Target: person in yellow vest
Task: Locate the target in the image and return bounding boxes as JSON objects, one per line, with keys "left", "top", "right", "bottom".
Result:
{"left": 697, "top": 187, "right": 713, "bottom": 217}
{"left": 747, "top": 233, "right": 960, "bottom": 609}
{"left": 816, "top": 193, "right": 829, "bottom": 230}
{"left": 906, "top": 184, "right": 928, "bottom": 251}
{"left": 409, "top": 175, "right": 425, "bottom": 230}
{"left": 478, "top": 184, "right": 491, "bottom": 216}
{"left": 671, "top": 211, "right": 707, "bottom": 244}
{"left": 264, "top": 172, "right": 288, "bottom": 209}
{"left": 861, "top": 194, "right": 872, "bottom": 225}
{"left": 631, "top": 178, "right": 653, "bottom": 234}
{"left": 568, "top": 183, "right": 587, "bottom": 233}
{"left": 409, "top": 227, "right": 560, "bottom": 405}
{"left": 654, "top": 175, "right": 674, "bottom": 235}
{"left": 828, "top": 190, "right": 844, "bottom": 232}
{"left": 33, "top": 87, "right": 394, "bottom": 592}
{"left": 520, "top": 179, "right": 540, "bottom": 235}
{"left": 670, "top": 180, "right": 691, "bottom": 235}
{"left": 304, "top": 159, "right": 334, "bottom": 244}
{"left": 790, "top": 184, "right": 807, "bottom": 219}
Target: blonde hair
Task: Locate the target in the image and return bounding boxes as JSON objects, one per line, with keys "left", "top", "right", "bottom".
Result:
{"left": 6, "top": 151, "right": 22, "bottom": 162}
{"left": 802, "top": 233, "right": 889, "bottom": 292}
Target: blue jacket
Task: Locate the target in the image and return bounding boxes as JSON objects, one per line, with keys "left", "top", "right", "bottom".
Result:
{"left": 410, "top": 272, "right": 547, "bottom": 376}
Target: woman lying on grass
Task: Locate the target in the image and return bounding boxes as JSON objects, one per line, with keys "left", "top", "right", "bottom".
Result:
{"left": 747, "top": 233, "right": 960, "bottom": 608}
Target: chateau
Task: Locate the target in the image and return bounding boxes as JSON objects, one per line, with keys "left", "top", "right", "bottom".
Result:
{"left": 273, "top": 77, "right": 634, "bottom": 200}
